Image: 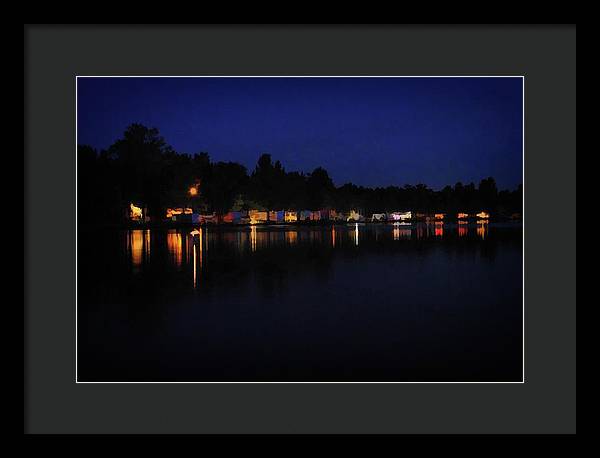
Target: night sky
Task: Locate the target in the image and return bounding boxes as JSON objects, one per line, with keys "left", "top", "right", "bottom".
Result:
{"left": 77, "top": 77, "right": 523, "bottom": 190}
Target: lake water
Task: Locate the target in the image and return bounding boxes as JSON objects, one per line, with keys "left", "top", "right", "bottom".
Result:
{"left": 77, "top": 221, "right": 523, "bottom": 382}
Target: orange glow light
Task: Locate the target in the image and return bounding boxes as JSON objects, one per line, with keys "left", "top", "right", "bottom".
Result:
{"left": 130, "top": 203, "right": 143, "bottom": 220}
{"left": 285, "top": 211, "right": 297, "bottom": 222}
{"left": 166, "top": 207, "right": 193, "bottom": 218}
{"left": 167, "top": 231, "right": 183, "bottom": 267}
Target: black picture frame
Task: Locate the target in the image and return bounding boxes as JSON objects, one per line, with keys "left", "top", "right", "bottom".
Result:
{"left": 24, "top": 24, "right": 576, "bottom": 434}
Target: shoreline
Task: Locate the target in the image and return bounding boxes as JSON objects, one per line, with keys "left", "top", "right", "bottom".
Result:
{"left": 80, "top": 218, "right": 522, "bottom": 231}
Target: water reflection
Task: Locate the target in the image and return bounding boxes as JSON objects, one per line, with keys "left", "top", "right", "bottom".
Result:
{"left": 144, "top": 230, "right": 150, "bottom": 259}
{"left": 250, "top": 225, "right": 257, "bottom": 252}
{"left": 285, "top": 230, "right": 298, "bottom": 246}
{"left": 399, "top": 228, "right": 411, "bottom": 239}
{"left": 193, "top": 244, "right": 197, "bottom": 289}
{"left": 315, "top": 230, "right": 324, "bottom": 244}
{"left": 167, "top": 230, "right": 183, "bottom": 267}
{"left": 237, "top": 231, "right": 247, "bottom": 253}
{"left": 132, "top": 222, "right": 503, "bottom": 277}
{"left": 130, "top": 230, "right": 143, "bottom": 267}
{"left": 80, "top": 222, "right": 522, "bottom": 382}
{"left": 127, "top": 229, "right": 150, "bottom": 270}
{"left": 392, "top": 223, "right": 412, "bottom": 241}
{"left": 251, "top": 227, "right": 272, "bottom": 252}
{"left": 190, "top": 228, "right": 203, "bottom": 289}
{"left": 477, "top": 220, "right": 489, "bottom": 240}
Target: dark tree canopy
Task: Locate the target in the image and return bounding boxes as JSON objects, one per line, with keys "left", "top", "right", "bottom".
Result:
{"left": 78, "top": 124, "right": 522, "bottom": 225}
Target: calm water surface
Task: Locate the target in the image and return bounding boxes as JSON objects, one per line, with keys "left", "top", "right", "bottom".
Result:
{"left": 78, "top": 222, "right": 523, "bottom": 382}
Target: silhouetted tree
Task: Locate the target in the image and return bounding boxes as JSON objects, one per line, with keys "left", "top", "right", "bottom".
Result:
{"left": 78, "top": 123, "right": 523, "bottom": 226}
{"left": 306, "top": 167, "right": 334, "bottom": 209}
{"left": 478, "top": 177, "right": 499, "bottom": 212}
{"left": 204, "top": 162, "right": 248, "bottom": 216}
{"left": 106, "top": 124, "right": 173, "bottom": 220}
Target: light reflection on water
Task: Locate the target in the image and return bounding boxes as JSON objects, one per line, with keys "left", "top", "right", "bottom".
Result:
{"left": 127, "top": 229, "right": 151, "bottom": 270}
{"left": 285, "top": 230, "right": 298, "bottom": 246}
{"left": 191, "top": 228, "right": 203, "bottom": 289}
{"left": 399, "top": 228, "right": 411, "bottom": 239}
{"left": 477, "top": 220, "right": 489, "bottom": 240}
{"left": 81, "top": 221, "right": 523, "bottom": 382}
{"left": 126, "top": 222, "right": 515, "bottom": 289}
{"left": 392, "top": 222, "right": 412, "bottom": 241}
{"left": 167, "top": 231, "right": 183, "bottom": 267}
{"left": 129, "top": 230, "right": 143, "bottom": 267}
{"left": 250, "top": 225, "right": 257, "bottom": 252}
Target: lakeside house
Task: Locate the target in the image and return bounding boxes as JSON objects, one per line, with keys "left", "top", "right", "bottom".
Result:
{"left": 319, "top": 209, "right": 331, "bottom": 221}
{"left": 299, "top": 210, "right": 313, "bottom": 221}
{"left": 388, "top": 211, "right": 411, "bottom": 222}
{"left": 347, "top": 210, "right": 364, "bottom": 222}
{"left": 200, "top": 213, "right": 218, "bottom": 224}
{"left": 153, "top": 205, "right": 497, "bottom": 226}
{"left": 249, "top": 210, "right": 268, "bottom": 224}
{"left": 285, "top": 211, "right": 298, "bottom": 222}
{"left": 129, "top": 203, "right": 146, "bottom": 222}
{"left": 268, "top": 210, "right": 285, "bottom": 223}
{"left": 223, "top": 211, "right": 243, "bottom": 224}
{"left": 166, "top": 207, "right": 193, "bottom": 219}
{"left": 164, "top": 207, "right": 198, "bottom": 223}
{"left": 321, "top": 209, "right": 343, "bottom": 221}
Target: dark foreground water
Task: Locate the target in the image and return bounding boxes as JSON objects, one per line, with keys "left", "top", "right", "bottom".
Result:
{"left": 77, "top": 221, "right": 523, "bottom": 382}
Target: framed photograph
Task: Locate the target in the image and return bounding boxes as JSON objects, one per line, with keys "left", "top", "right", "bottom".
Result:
{"left": 25, "top": 25, "right": 576, "bottom": 434}
{"left": 75, "top": 75, "right": 524, "bottom": 384}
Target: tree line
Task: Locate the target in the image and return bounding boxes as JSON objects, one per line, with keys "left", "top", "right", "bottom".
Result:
{"left": 78, "top": 124, "right": 522, "bottom": 225}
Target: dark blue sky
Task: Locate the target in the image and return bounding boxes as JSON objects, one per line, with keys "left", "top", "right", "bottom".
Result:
{"left": 77, "top": 77, "right": 522, "bottom": 190}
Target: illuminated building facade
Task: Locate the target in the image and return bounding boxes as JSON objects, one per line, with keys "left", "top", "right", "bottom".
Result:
{"left": 268, "top": 210, "right": 285, "bottom": 222}
{"left": 249, "top": 210, "right": 268, "bottom": 224}
{"left": 129, "top": 203, "right": 143, "bottom": 221}
{"left": 347, "top": 210, "right": 363, "bottom": 222}
{"left": 166, "top": 207, "right": 193, "bottom": 219}
{"left": 285, "top": 211, "right": 298, "bottom": 222}
{"left": 388, "top": 211, "right": 412, "bottom": 222}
